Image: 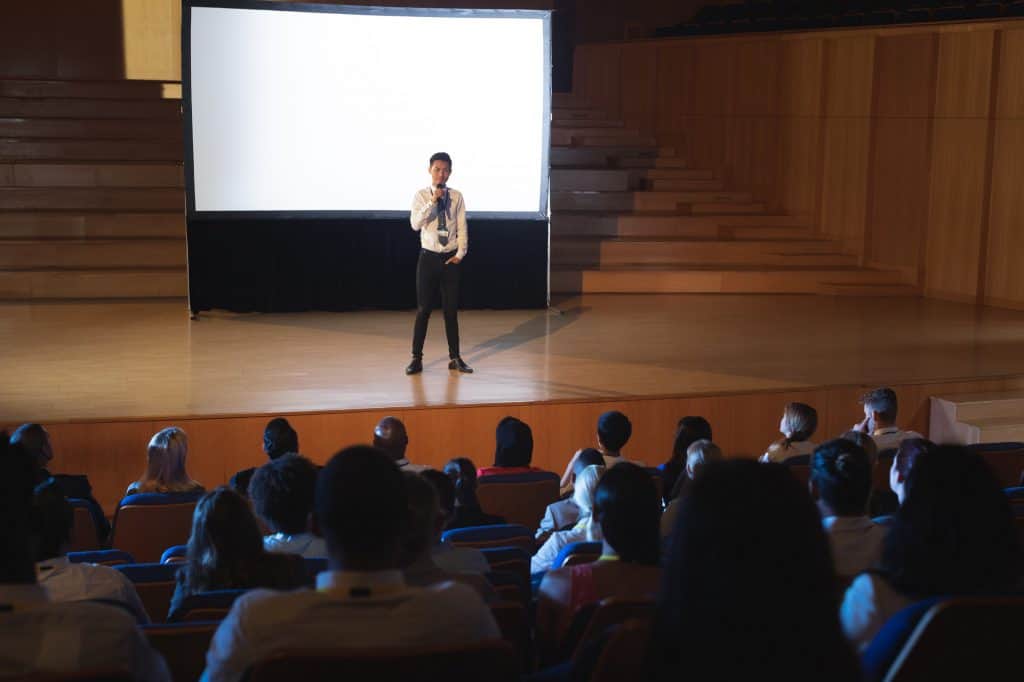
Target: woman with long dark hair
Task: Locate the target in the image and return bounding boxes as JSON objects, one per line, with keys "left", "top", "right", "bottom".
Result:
{"left": 659, "top": 416, "right": 712, "bottom": 503}
{"left": 168, "top": 487, "right": 305, "bottom": 619}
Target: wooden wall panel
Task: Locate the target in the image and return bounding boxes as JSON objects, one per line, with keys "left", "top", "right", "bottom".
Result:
{"left": 732, "top": 39, "right": 780, "bottom": 116}
{"left": 873, "top": 34, "right": 937, "bottom": 118}
{"left": 935, "top": 30, "right": 995, "bottom": 118}
{"left": 778, "top": 38, "right": 824, "bottom": 117}
{"left": 996, "top": 28, "right": 1024, "bottom": 119}
{"left": 824, "top": 36, "right": 875, "bottom": 117}
{"left": 620, "top": 44, "right": 659, "bottom": 134}
{"left": 0, "top": 2, "right": 124, "bottom": 79}
{"left": 654, "top": 43, "right": 694, "bottom": 137}
{"left": 820, "top": 118, "right": 871, "bottom": 251}
{"left": 924, "top": 120, "right": 990, "bottom": 301}
{"left": 778, "top": 117, "right": 821, "bottom": 219}
{"left": 984, "top": 119, "right": 1024, "bottom": 309}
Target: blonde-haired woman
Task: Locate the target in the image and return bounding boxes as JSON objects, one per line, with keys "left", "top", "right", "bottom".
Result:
{"left": 126, "top": 426, "right": 204, "bottom": 495}
{"left": 530, "top": 464, "right": 604, "bottom": 574}
{"left": 760, "top": 402, "right": 818, "bottom": 464}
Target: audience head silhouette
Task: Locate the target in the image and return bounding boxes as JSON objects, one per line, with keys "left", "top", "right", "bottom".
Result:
{"left": 811, "top": 439, "right": 871, "bottom": 517}
{"left": 444, "top": 457, "right": 480, "bottom": 507}
{"left": 494, "top": 416, "right": 533, "bottom": 468}
{"left": 420, "top": 469, "right": 456, "bottom": 523}
{"left": 10, "top": 423, "right": 53, "bottom": 475}
{"left": 262, "top": 417, "right": 298, "bottom": 460}
{"left": 574, "top": 447, "right": 605, "bottom": 475}
{"left": 861, "top": 387, "right": 899, "bottom": 429}
{"left": 597, "top": 410, "right": 632, "bottom": 454}
{"left": 132, "top": 426, "right": 199, "bottom": 494}
{"left": 373, "top": 416, "right": 409, "bottom": 462}
{"left": 650, "top": 460, "right": 859, "bottom": 681}
{"left": 180, "top": 486, "right": 267, "bottom": 592}
{"left": 249, "top": 453, "right": 318, "bottom": 535}
{"left": 1, "top": 434, "right": 39, "bottom": 584}
{"left": 593, "top": 462, "right": 660, "bottom": 565}
{"left": 890, "top": 437, "right": 934, "bottom": 504}
{"left": 685, "top": 439, "right": 722, "bottom": 481}
{"left": 664, "top": 415, "right": 713, "bottom": 501}
{"left": 316, "top": 445, "right": 407, "bottom": 570}
{"left": 780, "top": 402, "right": 817, "bottom": 444}
{"left": 840, "top": 430, "right": 878, "bottom": 464}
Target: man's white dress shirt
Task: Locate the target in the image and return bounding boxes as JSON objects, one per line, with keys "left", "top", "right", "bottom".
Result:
{"left": 201, "top": 569, "right": 499, "bottom": 682}
{"left": 870, "top": 426, "right": 925, "bottom": 452}
{"left": 410, "top": 185, "right": 468, "bottom": 260}
{"left": 36, "top": 555, "right": 150, "bottom": 623}
{"left": 263, "top": 532, "right": 327, "bottom": 559}
{"left": 840, "top": 572, "right": 912, "bottom": 652}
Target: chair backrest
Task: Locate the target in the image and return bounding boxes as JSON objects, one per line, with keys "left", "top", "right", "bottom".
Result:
{"left": 476, "top": 472, "right": 560, "bottom": 530}
{"left": 485, "top": 570, "right": 529, "bottom": 607}
{"left": 143, "top": 621, "right": 219, "bottom": 682}
{"left": 967, "top": 442, "right": 1024, "bottom": 489}
{"left": 480, "top": 547, "right": 530, "bottom": 588}
{"left": 160, "top": 544, "right": 188, "bottom": 564}
{"left": 552, "top": 541, "right": 603, "bottom": 570}
{"left": 246, "top": 640, "right": 519, "bottom": 682}
{"left": 115, "top": 562, "right": 179, "bottom": 624}
{"left": 110, "top": 499, "right": 198, "bottom": 564}
{"left": 169, "top": 588, "right": 247, "bottom": 623}
{"left": 570, "top": 598, "right": 656, "bottom": 662}
{"left": 645, "top": 467, "right": 664, "bottom": 501}
{"left": 861, "top": 597, "right": 944, "bottom": 682}
{"left": 67, "top": 499, "right": 102, "bottom": 552}
{"left": 441, "top": 524, "right": 535, "bottom": 554}
{"left": 883, "top": 596, "right": 1024, "bottom": 681}
{"left": 588, "top": 618, "right": 651, "bottom": 682}
{"left": 489, "top": 600, "right": 532, "bottom": 671}
{"left": 67, "top": 549, "right": 136, "bottom": 566}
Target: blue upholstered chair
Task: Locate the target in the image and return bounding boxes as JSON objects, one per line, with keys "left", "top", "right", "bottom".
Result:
{"left": 550, "top": 541, "right": 602, "bottom": 570}
{"left": 115, "top": 562, "right": 179, "bottom": 623}
{"left": 160, "top": 544, "right": 188, "bottom": 564}
{"left": 442, "top": 524, "right": 535, "bottom": 554}
{"left": 476, "top": 471, "right": 560, "bottom": 530}
{"left": 110, "top": 491, "right": 204, "bottom": 563}
{"left": 67, "top": 548, "right": 136, "bottom": 566}
{"left": 168, "top": 588, "right": 247, "bottom": 623}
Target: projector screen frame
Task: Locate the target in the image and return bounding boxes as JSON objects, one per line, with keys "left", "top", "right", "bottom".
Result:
{"left": 181, "top": 0, "right": 552, "bottom": 221}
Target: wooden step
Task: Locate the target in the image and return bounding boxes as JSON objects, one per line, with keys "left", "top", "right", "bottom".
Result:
{"left": 0, "top": 97, "right": 181, "bottom": 120}
{"left": 550, "top": 147, "right": 658, "bottom": 168}
{"left": 551, "top": 169, "right": 636, "bottom": 192}
{"left": 551, "top": 126, "right": 641, "bottom": 143}
{"left": 553, "top": 191, "right": 755, "bottom": 213}
{"left": 930, "top": 391, "right": 1024, "bottom": 445}
{"left": 552, "top": 213, "right": 722, "bottom": 239}
{"left": 0, "top": 118, "right": 181, "bottom": 139}
{"left": 0, "top": 138, "right": 183, "bottom": 161}
{"left": 551, "top": 119, "right": 623, "bottom": 129}
{"left": 551, "top": 265, "right": 908, "bottom": 295}
{"left": 572, "top": 134, "right": 659, "bottom": 147}
{"left": 0, "top": 162, "right": 182, "bottom": 187}
{"left": 0, "top": 79, "right": 172, "bottom": 100}
{"left": 0, "top": 212, "right": 184, "bottom": 239}
{"left": 552, "top": 93, "right": 589, "bottom": 109}
{"left": 0, "top": 239, "right": 186, "bottom": 268}
{"left": 642, "top": 168, "right": 714, "bottom": 181}
{"left": 0, "top": 267, "right": 186, "bottom": 299}
{"left": 551, "top": 239, "right": 857, "bottom": 267}
{"left": 642, "top": 178, "right": 724, "bottom": 191}
{"left": 965, "top": 416, "right": 1024, "bottom": 444}
{"left": 690, "top": 202, "right": 767, "bottom": 215}
{"left": 552, "top": 108, "right": 609, "bottom": 121}
{"left": 0, "top": 187, "right": 183, "bottom": 211}
{"left": 816, "top": 282, "right": 920, "bottom": 296}
{"left": 936, "top": 391, "right": 1024, "bottom": 422}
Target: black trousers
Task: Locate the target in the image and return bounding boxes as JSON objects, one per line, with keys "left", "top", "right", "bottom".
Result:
{"left": 412, "top": 249, "right": 460, "bottom": 359}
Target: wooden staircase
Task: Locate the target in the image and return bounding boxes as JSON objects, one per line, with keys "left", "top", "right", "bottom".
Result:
{"left": 0, "top": 79, "right": 186, "bottom": 301}
{"left": 549, "top": 92, "right": 916, "bottom": 296}
{"left": 930, "top": 391, "right": 1024, "bottom": 445}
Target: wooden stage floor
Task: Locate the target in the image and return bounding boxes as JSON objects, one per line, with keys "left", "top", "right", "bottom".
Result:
{"left": 4, "top": 293, "right": 1024, "bottom": 424}
{"left": 4, "top": 293, "right": 1024, "bottom": 513}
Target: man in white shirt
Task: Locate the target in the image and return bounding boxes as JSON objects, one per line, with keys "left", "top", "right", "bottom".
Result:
{"left": 853, "top": 387, "right": 924, "bottom": 451}
{"left": 249, "top": 454, "right": 327, "bottom": 559}
{"left": 373, "top": 416, "right": 429, "bottom": 473}
{"left": 406, "top": 152, "right": 472, "bottom": 375}
{"left": 202, "top": 445, "right": 500, "bottom": 682}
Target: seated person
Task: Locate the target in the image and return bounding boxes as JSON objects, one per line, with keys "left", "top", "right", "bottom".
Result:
{"left": 11, "top": 422, "right": 110, "bottom": 544}
{"left": 126, "top": 426, "right": 204, "bottom": 496}
{"left": 169, "top": 487, "right": 306, "bottom": 619}
{"left": 760, "top": 402, "right": 818, "bottom": 463}
{"left": 531, "top": 464, "right": 604, "bottom": 574}
{"left": 661, "top": 439, "right": 722, "bottom": 539}
{"left": 840, "top": 430, "right": 897, "bottom": 518}
{"left": 421, "top": 468, "right": 492, "bottom": 575}
{"left": 852, "top": 387, "right": 923, "bottom": 451}
{"left": 477, "top": 416, "right": 544, "bottom": 478}
{"left": 536, "top": 463, "right": 662, "bottom": 663}
{"left": 659, "top": 415, "right": 713, "bottom": 505}
{"left": 888, "top": 437, "right": 934, "bottom": 507}
{"left": 537, "top": 448, "right": 605, "bottom": 544}
{"left": 31, "top": 479, "right": 149, "bottom": 623}
{"left": 840, "top": 446, "right": 1019, "bottom": 651}
{"left": 560, "top": 411, "right": 644, "bottom": 491}
{"left": 230, "top": 417, "right": 299, "bottom": 497}
{"left": 441, "top": 457, "right": 505, "bottom": 529}
{"left": 249, "top": 454, "right": 326, "bottom": 558}
{"left": 202, "top": 446, "right": 500, "bottom": 682}
{"left": 373, "top": 416, "right": 429, "bottom": 472}
{"left": 0, "top": 435, "right": 170, "bottom": 681}
{"left": 401, "top": 472, "right": 495, "bottom": 601}
{"left": 810, "top": 439, "right": 886, "bottom": 581}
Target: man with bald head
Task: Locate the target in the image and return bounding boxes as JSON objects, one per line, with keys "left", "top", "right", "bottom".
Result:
{"left": 373, "top": 417, "right": 429, "bottom": 472}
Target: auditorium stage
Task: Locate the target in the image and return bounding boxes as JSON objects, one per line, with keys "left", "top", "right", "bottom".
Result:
{"left": 3, "top": 293, "right": 1024, "bottom": 512}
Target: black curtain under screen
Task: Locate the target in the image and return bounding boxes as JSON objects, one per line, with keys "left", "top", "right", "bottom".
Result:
{"left": 186, "top": 218, "right": 548, "bottom": 313}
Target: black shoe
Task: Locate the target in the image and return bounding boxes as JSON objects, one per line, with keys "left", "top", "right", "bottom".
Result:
{"left": 448, "top": 357, "right": 473, "bottom": 373}
{"left": 405, "top": 357, "right": 423, "bottom": 375}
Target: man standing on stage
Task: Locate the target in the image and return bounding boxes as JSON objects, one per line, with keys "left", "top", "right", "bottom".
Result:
{"left": 406, "top": 152, "right": 473, "bottom": 375}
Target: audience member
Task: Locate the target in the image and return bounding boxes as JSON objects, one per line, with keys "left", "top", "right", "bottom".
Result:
{"left": 853, "top": 388, "right": 923, "bottom": 451}
{"left": 477, "top": 416, "right": 544, "bottom": 477}
{"left": 127, "top": 426, "right": 204, "bottom": 496}
{"left": 537, "top": 448, "right": 604, "bottom": 544}
{"left": 760, "top": 402, "right": 818, "bottom": 463}
{"left": 840, "top": 446, "right": 1020, "bottom": 651}
{"left": 373, "top": 416, "right": 429, "bottom": 472}
{"left": 888, "top": 437, "right": 934, "bottom": 506}
{"left": 169, "top": 487, "right": 305, "bottom": 619}
{"left": 10, "top": 422, "right": 110, "bottom": 543}
{"left": 230, "top": 417, "right": 298, "bottom": 497}
{"left": 401, "top": 472, "right": 495, "bottom": 601}
{"left": 249, "top": 454, "right": 326, "bottom": 558}
{"left": 0, "top": 435, "right": 170, "bottom": 681}
{"left": 531, "top": 464, "right": 604, "bottom": 574}
{"left": 442, "top": 457, "right": 506, "bottom": 529}
{"left": 31, "top": 479, "right": 149, "bottom": 623}
{"left": 559, "top": 410, "right": 644, "bottom": 491}
{"left": 659, "top": 415, "right": 713, "bottom": 504}
{"left": 202, "top": 446, "right": 500, "bottom": 682}
{"left": 841, "top": 430, "right": 901, "bottom": 518}
{"left": 810, "top": 439, "right": 886, "bottom": 580}
{"left": 536, "top": 463, "right": 661, "bottom": 661}
{"left": 660, "top": 439, "right": 722, "bottom": 538}
{"left": 647, "top": 460, "right": 860, "bottom": 681}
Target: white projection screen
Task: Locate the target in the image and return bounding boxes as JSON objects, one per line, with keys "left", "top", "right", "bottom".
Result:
{"left": 184, "top": 1, "right": 551, "bottom": 219}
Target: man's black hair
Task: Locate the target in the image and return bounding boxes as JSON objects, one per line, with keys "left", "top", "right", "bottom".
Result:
{"left": 249, "top": 454, "right": 318, "bottom": 535}
{"left": 598, "top": 411, "right": 632, "bottom": 453}
{"left": 429, "top": 152, "right": 452, "bottom": 168}
{"left": 263, "top": 417, "right": 298, "bottom": 460}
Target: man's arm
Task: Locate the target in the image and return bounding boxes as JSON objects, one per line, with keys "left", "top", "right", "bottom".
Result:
{"left": 410, "top": 189, "right": 436, "bottom": 231}
{"left": 454, "top": 192, "right": 468, "bottom": 260}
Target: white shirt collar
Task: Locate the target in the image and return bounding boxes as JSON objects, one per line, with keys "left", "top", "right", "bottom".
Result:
{"left": 822, "top": 515, "right": 876, "bottom": 532}
{"left": 873, "top": 426, "right": 901, "bottom": 436}
{"left": 35, "top": 555, "right": 71, "bottom": 579}
{"left": 315, "top": 569, "right": 407, "bottom": 598}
